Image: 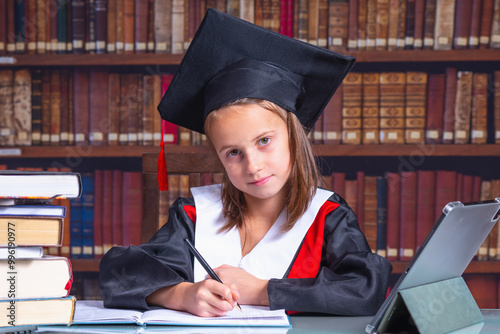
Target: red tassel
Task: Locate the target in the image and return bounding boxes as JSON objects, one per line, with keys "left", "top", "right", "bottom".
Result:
{"left": 158, "top": 121, "right": 169, "bottom": 191}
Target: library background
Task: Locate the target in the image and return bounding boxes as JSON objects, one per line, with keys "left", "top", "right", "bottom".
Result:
{"left": 1, "top": 0, "right": 500, "bottom": 310}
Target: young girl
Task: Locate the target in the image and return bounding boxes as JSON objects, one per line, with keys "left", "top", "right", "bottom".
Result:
{"left": 99, "top": 9, "right": 392, "bottom": 317}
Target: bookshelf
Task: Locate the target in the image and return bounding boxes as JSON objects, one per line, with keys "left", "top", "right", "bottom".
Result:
{"left": 2, "top": 0, "right": 500, "bottom": 305}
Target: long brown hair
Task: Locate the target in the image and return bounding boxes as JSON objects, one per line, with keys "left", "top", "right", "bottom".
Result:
{"left": 204, "top": 98, "right": 323, "bottom": 232}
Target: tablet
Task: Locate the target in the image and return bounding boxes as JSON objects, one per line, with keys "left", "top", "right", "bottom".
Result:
{"left": 366, "top": 198, "right": 500, "bottom": 334}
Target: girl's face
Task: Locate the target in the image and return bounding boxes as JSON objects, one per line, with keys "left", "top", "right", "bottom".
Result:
{"left": 209, "top": 104, "right": 292, "bottom": 203}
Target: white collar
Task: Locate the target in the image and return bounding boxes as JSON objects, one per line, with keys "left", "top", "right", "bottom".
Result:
{"left": 191, "top": 184, "right": 333, "bottom": 282}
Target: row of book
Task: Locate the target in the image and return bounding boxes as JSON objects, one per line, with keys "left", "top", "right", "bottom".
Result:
{"left": 1, "top": 67, "right": 500, "bottom": 147}
{"left": 2, "top": 1, "right": 500, "bottom": 56}
{"left": 323, "top": 170, "right": 500, "bottom": 263}
{"left": 0, "top": 169, "right": 79, "bottom": 328}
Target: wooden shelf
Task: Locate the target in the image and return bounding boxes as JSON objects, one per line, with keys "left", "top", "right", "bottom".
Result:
{"left": 2, "top": 49, "right": 500, "bottom": 67}
{"left": 71, "top": 258, "right": 500, "bottom": 274}
{"left": 2, "top": 144, "right": 500, "bottom": 158}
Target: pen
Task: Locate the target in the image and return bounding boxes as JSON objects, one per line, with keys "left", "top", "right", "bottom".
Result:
{"left": 184, "top": 238, "right": 242, "bottom": 312}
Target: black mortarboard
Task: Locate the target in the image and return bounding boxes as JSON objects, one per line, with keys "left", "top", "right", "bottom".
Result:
{"left": 157, "top": 8, "right": 355, "bottom": 134}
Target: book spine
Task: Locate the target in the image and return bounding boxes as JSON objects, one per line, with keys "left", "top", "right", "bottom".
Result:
{"left": 356, "top": 0, "right": 367, "bottom": 50}
{"left": 379, "top": 72, "right": 406, "bottom": 144}
{"left": 433, "top": 0, "right": 456, "bottom": 50}
{"left": 453, "top": 71, "right": 473, "bottom": 144}
{"left": 59, "top": 68, "right": 70, "bottom": 145}
{"left": 81, "top": 173, "right": 95, "bottom": 258}
{"left": 364, "top": 175, "right": 378, "bottom": 253}
{"left": 115, "top": 0, "right": 124, "bottom": 53}
{"left": 386, "top": 0, "right": 399, "bottom": 51}
{"left": 95, "top": 0, "right": 108, "bottom": 53}
{"left": 0, "top": 0, "right": 6, "bottom": 55}
{"left": 385, "top": 172, "right": 400, "bottom": 261}
{"left": 479, "top": 0, "right": 494, "bottom": 49}
{"left": 14, "top": 0, "right": 26, "bottom": 53}
{"left": 30, "top": 69, "right": 42, "bottom": 145}
{"left": 376, "top": 176, "right": 387, "bottom": 258}
{"left": 416, "top": 170, "right": 436, "bottom": 249}
{"left": 0, "top": 70, "right": 14, "bottom": 146}
{"left": 25, "top": 0, "right": 37, "bottom": 54}
{"left": 49, "top": 69, "right": 61, "bottom": 146}
{"left": 442, "top": 67, "right": 457, "bottom": 144}
{"left": 405, "top": 71, "right": 427, "bottom": 144}
{"left": 434, "top": 170, "right": 457, "bottom": 221}
{"left": 93, "top": 170, "right": 103, "bottom": 258}
{"left": 89, "top": 67, "right": 109, "bottom": 146}
{"left": 468, "top": 0, "right": 482, "bottom": 49}
{"left": 123, "top": 0, "right": 134, "bottom": 53}
{"left": 341, "top": 72, "right": 362, "bottom": 144}
{"left": 422, "top": 0, "right": 436, "bottom": 49}
{"left": 101, "top": 170, "right": 113, "bottom": 253}
{"left": 470, "top": 73, "right": 488, "bottom": 144}
{"left": 328, "top": 0, "right": 349, "bottom": 52}
{"left": 361, "top": 72, "right": 380, "bottom": 144}
{"left": 404, "top": 0, "right": 415, "bottom": 49}
{"left": 425, "top": 73, "right": 445, "bottom": 144}
{"left": 323, "top": 83, "right": 343, "bottom": 145}
{"left": 154, "top": 0, "right": 172, "bottom": 53}
{"left": 396, "top": 0, "right": 407, "bottom": 49}
{"left": 495, "top": 71, "right": 500, "bottom": 144}
{"left": 13, "top": 69, "right": 32, "bottom": 145}
{"left": 365, "top": 0, "right": 377, "bottom": 50}
{"left": 73, "top": 68, "right": 90, "bottom": 145}
{"left": 375, "top": 0, "right": 389, "bottom": 51}
{"left": 40, "top": 69, "right": 51, "bottom": 146}
{"left": 107, "top": 73, "right": 120, "bottom": 145}
{"left": 134, "top": 0, "right": 148, "bottom": 53}
{"left": 413, "top": 0, "right": 425, "bottom": 49}
{"left": 121, "top": 171, "right": 143, "bottom": 247}
{"left": 317, "top": 0, "right": 329, "bottom": 47}
{"left": 6, "top": 0, "right": 15, "bottom": 54}
{"left": 107, "top": 0, "right": 117, "bottom": 52}
{"left": 453, "top": 0, "right": 473, "bottom": 49}
{"left": 490, "top": 0, "right": 500, "bottom": 49}
{"left": 399, "top": 171, "right": 417, "bottom": 261}
{"left": 172, "top": 0, "right": 185, "bottom": 54}
{"left": 308, "top": 0, "right": 319, "bottom": 45}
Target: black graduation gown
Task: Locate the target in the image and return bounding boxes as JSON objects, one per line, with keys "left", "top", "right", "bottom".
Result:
{"left": 99, "top": 193, "right": 392, "bottom": 316}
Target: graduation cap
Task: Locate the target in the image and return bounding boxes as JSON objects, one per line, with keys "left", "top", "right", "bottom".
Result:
{"left": 156, "top": 8, "right": 356, "bottom": 190}
{"left": 157, "top": 8, "right": 356, "bottom": 135}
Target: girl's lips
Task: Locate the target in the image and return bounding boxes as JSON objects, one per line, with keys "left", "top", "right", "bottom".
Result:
{"left": 250, "top": 176, "right": 271, "bottom": 186}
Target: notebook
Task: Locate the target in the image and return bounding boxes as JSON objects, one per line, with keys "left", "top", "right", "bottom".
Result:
{"left": 71, "top": 300, "right": 290, "bottom": 327}
{"left": 366, "top": 198, "right": 500, "bottom": 334}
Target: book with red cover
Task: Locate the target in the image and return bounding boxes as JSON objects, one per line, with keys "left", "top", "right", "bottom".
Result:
{"left": 385, "top": 172, "right": 401, "bottom": 261}
{"left": 331, "top": 172, "right": 346, "bottom": 198}
{"left": 404, "top": 0, "right": 416, "bottom": 50}
{"left": 413, "top": 0, "right": 425, "bottom": 49}
{"left": 121, "top": 171, "right": 143, "bottom": 247}
{"left": 322, "top": 82, "right": 342, "bottom": 145}
{"left": 356, "top": 0, "right": 367, "bottom": 50}
{"left": 462, "top": 174, "right": 474, "bottom": 203}
{"left": 134, "top": 0, "right": 148, "bottom": 53}
{"left": 465, "top": 274, "right": 498, "bottom": 309}
{"left": 95, "top": 0, "right": 108, "bottom": 53}
{"left": 112, "top": 170, "right": 123, "bottom": 246}
{"left": 364, "top": 175, "right": 378, "bottom": 253}
{"left": 495, "top": 71, "right": 500, "bottom": 144}
{"left": 468, "top": 0, "right": 482, "bottom": 49}
{"left": 479, "top": 0, "right": 494, "bottom": 49}
{"left": 425, "top": 73, "right": 445, "bottom": 144}
{"left": 107, "top": 73, "right": 120, "bottom": 146}
{"left": 434, "top": 170, "right": 457, "bottom": 221}
{"left": 107, "top": 0, "right": 117, "bottom": 53}
{"left": 49, "top": 70, "right": 61, "bottom": 146}
{"left": 59, "top": 69, "right": 70, "bottom": 146}
{"left": 89, "top": 67, "right": 109, "bottom": 146}
{"left": 399, "top": 171, "right": 417, "bottom": 261}
{"left": 416, "top": 170, "right": 435, "bottom": 250}
{"left": 453, "top": 0, "right": 473, "bottom": 49}
{"left": 93, "top": 169, "right": 103, "bottom": 258}
{"left": 160, "top": 74, "right": 178, "bottom": 145}
{"left": 123, "top": 0, "right": 135, "bottom": 53}
{"left": 73, "top": 68, "right": 90, "bottom": 145}
{"left": 356, "top": 171, "right": 365, "bottom": 233}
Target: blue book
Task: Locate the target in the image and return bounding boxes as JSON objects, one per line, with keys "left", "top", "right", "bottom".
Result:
{"left": 81, "top": 173, "right": 95, "bottom": 259}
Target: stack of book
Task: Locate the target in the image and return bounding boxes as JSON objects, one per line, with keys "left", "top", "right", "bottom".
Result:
{"left": 0, "top": 170, "right": 82, "bottom": 329}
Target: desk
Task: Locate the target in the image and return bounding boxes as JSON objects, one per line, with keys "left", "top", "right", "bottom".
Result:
{"left": 30, "top": 309, "right": 500, "bottom": 334}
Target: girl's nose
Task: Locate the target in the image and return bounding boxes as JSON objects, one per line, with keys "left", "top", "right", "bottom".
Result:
{"left": 245, "top": 151, "right": 263, "bottom": 174}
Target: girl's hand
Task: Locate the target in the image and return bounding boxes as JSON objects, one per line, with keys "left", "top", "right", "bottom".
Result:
{"left": 213, "top": 264, "right": 269, "bottom": 306}
{"left": 146, "top": 280, "right": 240, "bottom": 317}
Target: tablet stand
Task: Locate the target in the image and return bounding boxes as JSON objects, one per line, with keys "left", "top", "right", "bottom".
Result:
{"left": 376, "top": 276, "right": 483, "bottom": 334}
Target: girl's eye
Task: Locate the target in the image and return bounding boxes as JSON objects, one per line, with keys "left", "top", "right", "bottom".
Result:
{"left": 227, "top": 149, "right": 239, "bottom": 157}
{"left": 259, "top": 137, "right": 270, "bottom": 145}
